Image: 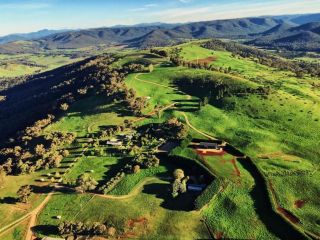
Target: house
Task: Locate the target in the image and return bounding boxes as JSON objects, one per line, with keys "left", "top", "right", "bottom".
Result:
{"left": 196, "top": 142, "right": 224, "bottom": 155}
{"left": 199, "top": 142, "right": 220, "bottom": 149}
{"left": 187, "top": 184, "right": 206, "bottom": 192}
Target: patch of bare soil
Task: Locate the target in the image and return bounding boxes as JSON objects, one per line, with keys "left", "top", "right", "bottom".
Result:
{"left": 190, "top": 56, "right": 217, "bottom": 64}
{"left": 294, "top": 200, "right": 306, "bottom": 209}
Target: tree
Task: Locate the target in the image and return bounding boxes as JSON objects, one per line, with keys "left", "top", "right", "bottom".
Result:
{"left": 171, "top": 169, "right": 189, "bottom": 197}
{"left": 75, "top": 173, "right": 98, "bottom": 193}
{"left": 164, "top": 118, "right": 188, "bottom": 140}
{"left": 148, "top": 64, "right": 154, "bottom": 73}
{"left": 173, "top": 169, "right": 185, "bottom": 180}
{"left": 93, "top": 222, "right": 107, "bottom": 235}
{"left": 35, "top": 144, "right": 46, "bottom": 157}
{"left": 61, "top": 149, "right": 70, "bottom": 157}
{"left": 17, "top": 185, "right": 32, "bottom": 203}
{"left": 0, "top": 167, "right": 6, "bottom": 188}
{"left": 48, "top": 152, "right": 63, "bottom": 167}
{"left": 143, "top": 155, "right": 160, "bottom": 168}
{"left": 60, "top": 103, "right": 69, "bottom": 111}
{"left": 132, "top": 165, "right": 141, "bottom": 174}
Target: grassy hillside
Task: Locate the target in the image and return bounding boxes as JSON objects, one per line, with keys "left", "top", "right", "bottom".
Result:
{"left": 0, "top": 40, "right": 318, "bottom": 239}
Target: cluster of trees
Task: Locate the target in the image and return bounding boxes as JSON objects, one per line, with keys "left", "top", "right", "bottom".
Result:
{"left": 202, "top": 39, "right": 320, "bottom": 77}
{"left": 123, "top": 88, "right": 148, "bottom": 116}
{"left": 150, "top": 49, "right": 169, "bottom": 57}
{"left": 158, "top": 118, "right": 188, "bottom": 140}
{"left": 17, "top": 185, "right": 32, "bottom": 203}
{"left": 75, "top": 173, "right": 98, "bottom": 193}
{"left": 0, "top": 122, "right": 76, "bottom": 175}
{"left": 1, "top": 54, "right": 152, "bottom": 176}
{"left": 96, "top": 63, "right": 148, "bottom": 116}
{"left": 58, "top": 221, "right": 117, "bottom": 238}
{"left": 0, "top": 75, "right": 29, "bottom": 91}
{"left": 174, "top": 73, "right": 272, "bottom": 105}
{"left": 99, "top": 126, "right": 164, "bottom": 194}
{"left": 132, "top": 154, "right": 160, "bottom": 170}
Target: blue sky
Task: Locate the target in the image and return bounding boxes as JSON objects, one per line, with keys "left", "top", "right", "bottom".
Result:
{"left": 0, "top": 0, "right": 320, "bottom": 35}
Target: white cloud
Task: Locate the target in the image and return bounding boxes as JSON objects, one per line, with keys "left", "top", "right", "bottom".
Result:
{"left": 129, "top": 3, "right": 158, "bottom": 12}
{"left": 149, "top": 0, "right": 320, "bottom": 23}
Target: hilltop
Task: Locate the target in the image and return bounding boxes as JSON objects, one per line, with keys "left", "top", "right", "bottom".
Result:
{"left": 248, "top": 22, "right": 320, "bottom": 51}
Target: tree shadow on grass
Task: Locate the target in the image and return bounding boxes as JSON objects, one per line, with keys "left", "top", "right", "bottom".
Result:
{"left": 31, "top": 185, "right": 75, "bottom": 194}
{"left": 32, "top": 224, "right": 59, "bottom": 237}
{"left": 0, "top": 197, "right": 17, "bottom": 204}
{"left": 72, "top": 100, "right": 133, "bottom": 119}
{"left": 142, "top": 183, "right": 197, "bottom": 212}
{"left": 97, "top": 156, "right": 132, "bottom": 188}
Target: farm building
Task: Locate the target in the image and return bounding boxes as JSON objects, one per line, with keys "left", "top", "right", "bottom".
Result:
{"left": 195, "top": 141, "right": 224, "bottom": 155}
{"left": 199, "top": 142, "right": 221, "bottom": 149}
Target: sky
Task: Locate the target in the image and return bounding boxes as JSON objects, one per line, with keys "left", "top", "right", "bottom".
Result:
{"left": 0, "top": 0, "right": 320, "bottom": 36}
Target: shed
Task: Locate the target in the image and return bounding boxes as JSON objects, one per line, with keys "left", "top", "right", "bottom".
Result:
{"left": 199, "top": 142, "right": 220, "bottom": 149}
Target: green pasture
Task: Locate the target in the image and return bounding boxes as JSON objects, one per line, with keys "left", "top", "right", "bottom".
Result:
{"left": 37, "top": 182, "right": 210, "bottom": 239}
{"left": 270, "top": 172, "right": 320, "bottom": 235}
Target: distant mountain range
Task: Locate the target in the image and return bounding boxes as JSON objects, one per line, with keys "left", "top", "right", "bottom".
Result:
{"left": 247, "top": 22, "right": 320, "bottom": 51}
{"left": 274, "top": 13, "right": 320, "bottom": 25}
{"left": 0, "top": 13, "right": 319, "bottom": 53}
{"left": 0, "top": 29, "right": 70, "bottom": 45}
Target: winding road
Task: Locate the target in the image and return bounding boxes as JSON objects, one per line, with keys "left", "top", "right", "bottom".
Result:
{"left": 134, "top": 73, "right": 217, "bottom": 141}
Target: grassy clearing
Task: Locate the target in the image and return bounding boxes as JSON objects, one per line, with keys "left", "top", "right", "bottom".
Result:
{"left": 46, "top": 95, "right": 131, "bottom": 137}
{"left": 37, "top": 182, "right": 210, "bottom": 239}
{"left": 63, "top": 155, "right": 120, "bottom": 184}
{"left": 0, "top": 171, "right": 51, "bottom": 227}
{"left": 113, "top": 51, "right": 164, "bottom": 68}
{"left": 0, "top": 53, "right": 82, "bottom": 77}
{"left": 0, "top": 63, "right": 41, "bottom": 77}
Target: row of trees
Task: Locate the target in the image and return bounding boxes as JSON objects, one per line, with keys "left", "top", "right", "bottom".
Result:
{"left": 170, "top": 55, "right": 236, "bottom": 75}
{"left": 173, "top": 73, "right": 272, "bottom": 104}
{"left": 202, "top": 39, "right": 320, "bottom": 78}
{"left": 58, "top": 221, "right": 117, "bottom": 238}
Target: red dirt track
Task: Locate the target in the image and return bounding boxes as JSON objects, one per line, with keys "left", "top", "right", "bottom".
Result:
{"left": 231, "top": 158, "right": 241, "bottom": 177}
{"left": 195, "top": 149, "right": 226, "bottom": 156}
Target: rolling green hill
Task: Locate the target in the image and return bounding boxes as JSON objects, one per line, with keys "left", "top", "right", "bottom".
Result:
{"left": 0, "top": 40, "right": 319, "bottom": 240}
